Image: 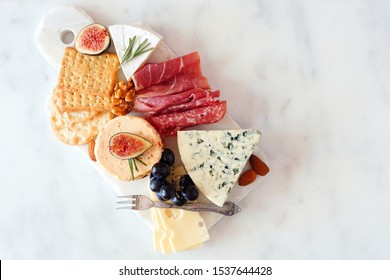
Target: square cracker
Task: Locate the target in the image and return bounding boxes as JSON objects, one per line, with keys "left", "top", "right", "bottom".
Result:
{"left": 52, "top": 88, "right": 113, "bottom": 112}
{"left": 56, "top": 47, "right": 119, "bottom": 96}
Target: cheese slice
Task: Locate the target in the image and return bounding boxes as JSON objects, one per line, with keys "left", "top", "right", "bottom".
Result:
{"left": 152, "top": 208, "right": 173, "bottom": 254}
{"left": 153, "top": 208, "right": 209, "bottom": 254}
{"left": 150, "top": 170, "right": 210, "bottom": 254}
{"left": 178, "top": 129, "right": 261, "bottom": 206}
{"left": 108, "top": 24, "right": 162, "bottom": 79}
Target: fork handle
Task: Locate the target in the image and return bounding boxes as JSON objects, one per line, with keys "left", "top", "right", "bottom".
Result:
{"left": 152, "top": 201, "right": 241, "bottom": 216}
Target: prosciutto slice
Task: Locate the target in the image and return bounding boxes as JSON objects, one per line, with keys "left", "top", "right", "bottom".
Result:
{"left": 136, "top": 65, "right": 210, "bottom": 97}
{"left": 134, "top": 88, "right": 219, "bottom": 113}
{"left": 133, "top": 52, "right": 201, "bottom": 90}
{"left": 146, "top": 101, "right": 227, "bottom": 137}
{"left": 157, "top": 94, "right": 219, "bottom": 115}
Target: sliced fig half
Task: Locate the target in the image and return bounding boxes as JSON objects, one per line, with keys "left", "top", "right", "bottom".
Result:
{"left": 109, "top": 132, "right": 152, "bottom": 160}
{"left": 75, "top": 23, "right": 110, "bottom": 55}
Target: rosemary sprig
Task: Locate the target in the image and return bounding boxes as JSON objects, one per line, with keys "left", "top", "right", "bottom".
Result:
{"left": 127, "top": 156, "right": 148, "bottom": 180}
{"left": 121, "top": 36, "right": 136, "bottom": 64}
{"left": 128, "top": 159, "right": 135, "bottom": 180}
{"left": 133, "top": 158, "right": 139, "bottom": 172}
{"left": 120, "top": 36, "right": 154, "bottom": 67}
{"left": 135, "top": 157, "right": 147, "bottom": 166}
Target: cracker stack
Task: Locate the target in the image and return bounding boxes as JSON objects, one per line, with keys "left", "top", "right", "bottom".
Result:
{"left": 50, "top": 47, "right": 120, "bottom": 145}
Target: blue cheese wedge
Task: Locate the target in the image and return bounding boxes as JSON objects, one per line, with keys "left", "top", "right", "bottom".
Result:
{"left": 108, "top": 24, "right": 162, "bottom": 79}
{"left": 177, "top": 129, "right": 261, "bottom": 207}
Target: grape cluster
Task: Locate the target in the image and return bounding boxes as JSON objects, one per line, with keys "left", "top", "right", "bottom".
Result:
{"left": 150, "top": 148, "right": 199, "bottom": 206}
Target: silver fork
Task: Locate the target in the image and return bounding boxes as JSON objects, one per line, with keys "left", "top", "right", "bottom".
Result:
{"left": 117, "top": 195, "right": 241, "bottom": 216}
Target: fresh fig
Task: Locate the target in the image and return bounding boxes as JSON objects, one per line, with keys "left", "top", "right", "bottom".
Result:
{"left": 109, "top": 132, "right": 152, "bottom": 160}
{"left": 75, "top": 23, "right": 110, "bottom": 55}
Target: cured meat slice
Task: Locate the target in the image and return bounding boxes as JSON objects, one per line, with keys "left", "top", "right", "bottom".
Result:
{"left": 134, "top": 88, "right": 219, "bottom": 113}
{"left": 146, "top": 101, "right": 227, "bottom": 137}
{"left": 135, "top": 88, "right": 203, "bottom": 112}
{"left": 134, "top": 88, "right": 204, "bottom": 112}
{"left": 158, "top": 93, "right": 219, "bottom": 115}
{"left": 132, "top": 52, "right": 201, "bottom": 90}
{"left": 153, "top": 125, "right": 189, "bottom": 137}
{"left": 136, "top": 66, "right": 210, "bottom": 97}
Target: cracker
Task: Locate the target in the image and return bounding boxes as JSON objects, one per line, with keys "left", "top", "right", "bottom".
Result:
{"left": 57, "top": 47, "right": 119, "bottom": 96}
{"left": 49, "top": 47, "right": 119, "bottom": 146}
{"left": 52, "top": 88, "right": 113, "bottom": 112}
{"left": 50, "top": 106, "right": 113, "bottom": 146}
{"left": 62, "top": 110, "right": 100, "bottom": 125}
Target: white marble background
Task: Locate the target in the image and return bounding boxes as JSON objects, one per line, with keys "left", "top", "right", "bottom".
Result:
{"left": 1, "top": 0, "right": 389, "bottom": 259}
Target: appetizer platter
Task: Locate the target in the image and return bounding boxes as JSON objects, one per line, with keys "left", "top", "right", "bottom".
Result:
{"left": 35, "top": 5, "right": 270, "bottom": 254}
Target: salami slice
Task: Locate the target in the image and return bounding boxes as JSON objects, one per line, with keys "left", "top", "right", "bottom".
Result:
{"left": 153, "top": 125, "right": 189, "bottom": 137}
{"left": 146, "top": 101, "right": 227, "bottom": 137}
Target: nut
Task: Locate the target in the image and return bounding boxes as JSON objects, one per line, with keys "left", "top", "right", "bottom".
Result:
{"left": 111, "top": 80, "right": 135, "bottom": 116}
{"left": 249, "top": 154, "right": 269, "bottom": 176}
{"left": 238, "top": 169, "right": 257, "bottom": 186}
{"left": 88, "top": 139, "right": 96, "bottom": 162}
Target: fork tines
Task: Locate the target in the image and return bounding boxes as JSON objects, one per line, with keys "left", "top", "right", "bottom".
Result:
{"left": 117, "top": 195, "right": 136, "bottom": 199}
{"left": 116, "top": 195, "right": 137, "bottom": 210}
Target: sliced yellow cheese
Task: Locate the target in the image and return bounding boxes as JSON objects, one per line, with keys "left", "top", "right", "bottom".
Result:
{"left": 152, "top": 208, "right": 174, "bottom": 254}
{"left": 153, "top": 208, "right": 209, "bottom": 254}
{"left": 152, "top": 208, "right": 204, "bottom": 254}
{"left": 150, "top": 169, "right": 210, "bottom": 254}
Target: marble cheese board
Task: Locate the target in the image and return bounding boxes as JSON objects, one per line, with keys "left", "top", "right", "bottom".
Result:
{"left": 36, "top": 5, "right": 269, "bottom": 231}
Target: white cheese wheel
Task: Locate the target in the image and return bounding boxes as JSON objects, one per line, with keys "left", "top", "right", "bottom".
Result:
{"left": 109, "top": 24, "right": 162, "bottom": 80}
{"left": 130, "top": 22, "right": 176, "bottom": 63}
{"left": 34, "top": 5, "right": 94, "bottom": 70}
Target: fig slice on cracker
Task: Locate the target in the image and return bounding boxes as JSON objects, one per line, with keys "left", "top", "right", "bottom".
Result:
{"left": 94, "top": 116, "right": 163, "bottom": 181}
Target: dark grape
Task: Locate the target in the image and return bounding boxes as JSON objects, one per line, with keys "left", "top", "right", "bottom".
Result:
{"left": 161, "top": 148, "right": 175, "bottom": 167}
{"left": 172, "top": 191, "right": 187, "bottom": 206}
{"left": 149, "top": 177, "right": 165, "bottom": 192}
{"left": 159, "top": 182, "right": 176, "bottom": 200}
{"left": 182, "top": 184, "right": 199, "bottom": 201}
{"left": 151, "top": 162, "right": 171, "bottom": 179}
{"left": 156, "top": 191, "right": 168, "bottom": 201}
{"left": 179, "top": 175, "right": 194, "bottom": 189}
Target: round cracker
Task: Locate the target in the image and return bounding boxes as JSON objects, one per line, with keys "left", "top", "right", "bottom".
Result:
{"left": 62, "top": 110, "right": 100, "bottom": 125}
{"left": 50, "top": 108, "right": 113, "bottom": 146}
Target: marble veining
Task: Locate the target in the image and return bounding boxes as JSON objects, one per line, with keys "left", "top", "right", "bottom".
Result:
{"left": 1, "top": 0, "right": 390, "bottom": 259}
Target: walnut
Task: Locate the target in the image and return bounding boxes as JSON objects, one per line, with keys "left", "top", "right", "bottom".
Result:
{"left": 111, "top": 80, "right": 136, "bottom": 116}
